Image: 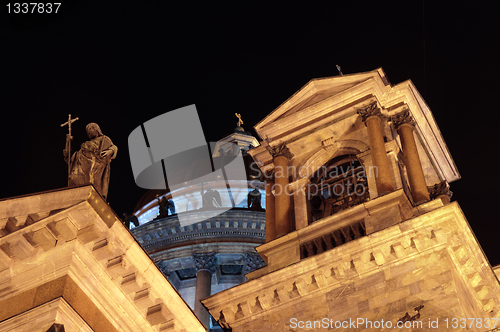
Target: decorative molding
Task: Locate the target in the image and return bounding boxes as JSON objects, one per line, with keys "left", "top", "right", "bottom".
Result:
{"left": 391, "top": 108, "right": 415, "bottom": 130}
{"left": 193, "top": 252, "right": 217, "bottom": 273}
{"left": 357, "top": 102, "right": 381, "bottom": 122}
{"left": 428, "top": 180, "right": 453, "bottom": 200}
{"left": 261, "top": 169, "right": 274, "bottom": 182}
{"left": 204, "top": 202, "right": 500, "bottom": 328}
{"left": 243, "top": 251, "right": 266, "bottom": 274}
{"left": 268, "top": 143, "right": 294, "bottom": 161}
{"left": 298, "top": 148, "right": 335, "bottom": 179}
{"left": 321, "top": 137, "right": 338, "bottom": 153}
{"left": 0, "top": 186, "right": 206, "bottom": 332}
{"left": 131, "top": 210, "right": 265, "bottom": 252}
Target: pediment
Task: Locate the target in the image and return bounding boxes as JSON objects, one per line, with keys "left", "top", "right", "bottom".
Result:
{"left": 255, "top": 68, "right": 389, "bottom": 132}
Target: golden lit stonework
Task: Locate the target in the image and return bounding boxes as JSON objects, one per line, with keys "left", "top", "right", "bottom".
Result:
{"left": 202, "top": 68, "right": 500, "bottom": 332}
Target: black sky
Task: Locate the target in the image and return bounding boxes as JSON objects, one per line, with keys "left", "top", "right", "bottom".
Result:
{"left": 1, "top": 1, "right": 499, "bottom": 264}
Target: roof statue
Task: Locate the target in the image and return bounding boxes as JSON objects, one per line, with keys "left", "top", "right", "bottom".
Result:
{"left": 63, "top": 122, "right": 117, "bottom": 200}
{"left": 247, "top": 187, "right": 262, "bottom": 210}
{"left": 202, "top": 186, "right": 222, "bottom": 208}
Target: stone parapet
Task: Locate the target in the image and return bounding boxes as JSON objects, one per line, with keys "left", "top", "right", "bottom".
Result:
{"left": 247, "top": 189, "right": 413, "bottom": 278}
{"left": 0, "top": 185, "right": 205, "bottom": 332}
{"left": 203, "top": 201, "right": 500, "bottom": 331}
{"left": 131, "top": 209, "right": 265, "bottom": 253}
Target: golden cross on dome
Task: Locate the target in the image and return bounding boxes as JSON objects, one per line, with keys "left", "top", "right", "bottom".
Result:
{"left": 235, "top": 113, "right": 243, "bottom": 127}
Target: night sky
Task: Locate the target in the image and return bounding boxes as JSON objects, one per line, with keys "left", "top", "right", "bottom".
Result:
{"left": 1, "top": 2, "right": 499, "bottom": 264}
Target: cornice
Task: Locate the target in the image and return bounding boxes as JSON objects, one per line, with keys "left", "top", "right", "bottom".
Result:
{"left": 0, "top": 186, "right": 206, "bottom": 332}
{"left": 203, "top": 202, "right": 500, "bottom": 329}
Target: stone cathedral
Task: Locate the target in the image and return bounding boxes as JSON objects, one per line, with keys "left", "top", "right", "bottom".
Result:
{"left": 203, "top": 68, "right": 500, "bottom": 331}
{"left": 1, "top": 68, "right": 500, "bottom": 332}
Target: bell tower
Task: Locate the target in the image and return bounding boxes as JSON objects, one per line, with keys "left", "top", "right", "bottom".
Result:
{"left": 242, "top": 67, "right": 459, "bottom": 274}
{"left": 202, "top": 69, "right": 500, "bottom": 332}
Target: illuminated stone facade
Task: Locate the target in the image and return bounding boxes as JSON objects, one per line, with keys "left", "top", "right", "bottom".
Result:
{"left": 2, "top": 68, "right": 499, "bottom": 332}
{"left": 0, "top": 186, "right": 205, "bottom": 332}
{"left": 202, "top": 68, "right": 500, "bottom": 331}
{"left": 130, "top": 127, "right": 266, "bottom": 330}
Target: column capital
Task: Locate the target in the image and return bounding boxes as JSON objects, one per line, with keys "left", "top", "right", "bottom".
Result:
{"left": 357, "top": 102, "right": 382, "bottom": 123}
{"left": 243, "top": 251, "right": 266, "bottom": 274}
{"left": 391, "top": 108, "right": 415, "bottom": 130}
{"left": 428, "top": 181, "right": 453, "bottom": 200}
{"left": 268, "top": 143, "right": 294, "bottom": 161}
{"left": 193, "top": 252, "right": 217, "bottom": 273}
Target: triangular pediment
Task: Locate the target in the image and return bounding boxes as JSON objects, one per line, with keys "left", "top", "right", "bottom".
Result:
{"left": 255, "top": 68, "right": 389, "bottom": 132}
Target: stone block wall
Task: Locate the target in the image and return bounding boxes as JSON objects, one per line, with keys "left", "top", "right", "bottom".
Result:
{"left": 204, "top": 202, "right": 500, "bottom": 332}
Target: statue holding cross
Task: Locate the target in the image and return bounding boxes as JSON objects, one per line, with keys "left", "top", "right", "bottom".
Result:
{"left": 62, "top": 118, "right": 118, "bottom": 200}
{"left": 61, "top": 114, "right": 79, "bottom": 186}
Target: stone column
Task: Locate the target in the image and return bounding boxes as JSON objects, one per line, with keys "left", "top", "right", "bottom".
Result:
{"left": 269, "top": 144, "right": 294, "bottom": 238}
{"left": 264, "top": 170, "right": 276, "bottom": 242}
{"left": 429, "top": 180, "right": 452, "bottom": 205}
{"left": 358, "top": 102, "right": 394, "bottom": 196}
{"left": 289, "top": 178, "right": 311, "bottom": 230}
{"left": 193, "top": 252, "right": 217, "bottom": 329}
{"left": 392, "top": 109, "right": 430, "bottom": 204}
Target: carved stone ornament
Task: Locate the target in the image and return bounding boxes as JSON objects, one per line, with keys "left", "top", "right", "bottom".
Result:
{"left": 391, "top": 108, "right": 416, "bottom": 130}
{"left": 357, "top": 102, "right": 381, "bottom": 122}
{"left": 193, "top": 252, "right": 218, "bottom": 273}
{"left": 218, "top": 311, "right": 232, "bottom": 332}
{"left": 262, "top": 168, "right": 274, "bottom": 182}
{"left": 428, "top": 180, "right": 453, "bottom": 199}
{"left": 268, "top": 143, "right": 294, "bottom": 160}
{"left": 243, "top": 251, "right": 266, "bottom": 274}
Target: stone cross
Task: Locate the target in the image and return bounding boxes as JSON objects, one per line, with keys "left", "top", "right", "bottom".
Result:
{"left": 60, "top": 114, "right": 79, "bottom": 185}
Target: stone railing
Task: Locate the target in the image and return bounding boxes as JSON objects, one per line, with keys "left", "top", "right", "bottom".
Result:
{"left": 131, "top": 208, "right": 265, "bottom": 252}
{"left": 300, "top": 219, "right": 366, "bottom": 259}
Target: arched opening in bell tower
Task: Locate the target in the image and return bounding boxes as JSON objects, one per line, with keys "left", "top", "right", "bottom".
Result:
{"left": 308, "top": 154, "right": 370, "bottom": 222}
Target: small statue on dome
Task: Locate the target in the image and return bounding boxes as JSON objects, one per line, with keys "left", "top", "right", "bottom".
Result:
{"left": 202, "top": 186, "right": 222, "bottom": 208}
{"left": 248, "top": 188, "right": 262, "bottom": 210}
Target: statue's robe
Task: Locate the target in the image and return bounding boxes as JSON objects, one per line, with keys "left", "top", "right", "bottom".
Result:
{"left": 67, "top": 135, "right": 117, "bottom": 199}
{"left": 248, "top": 189, "right": 262, "bottom": 209}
